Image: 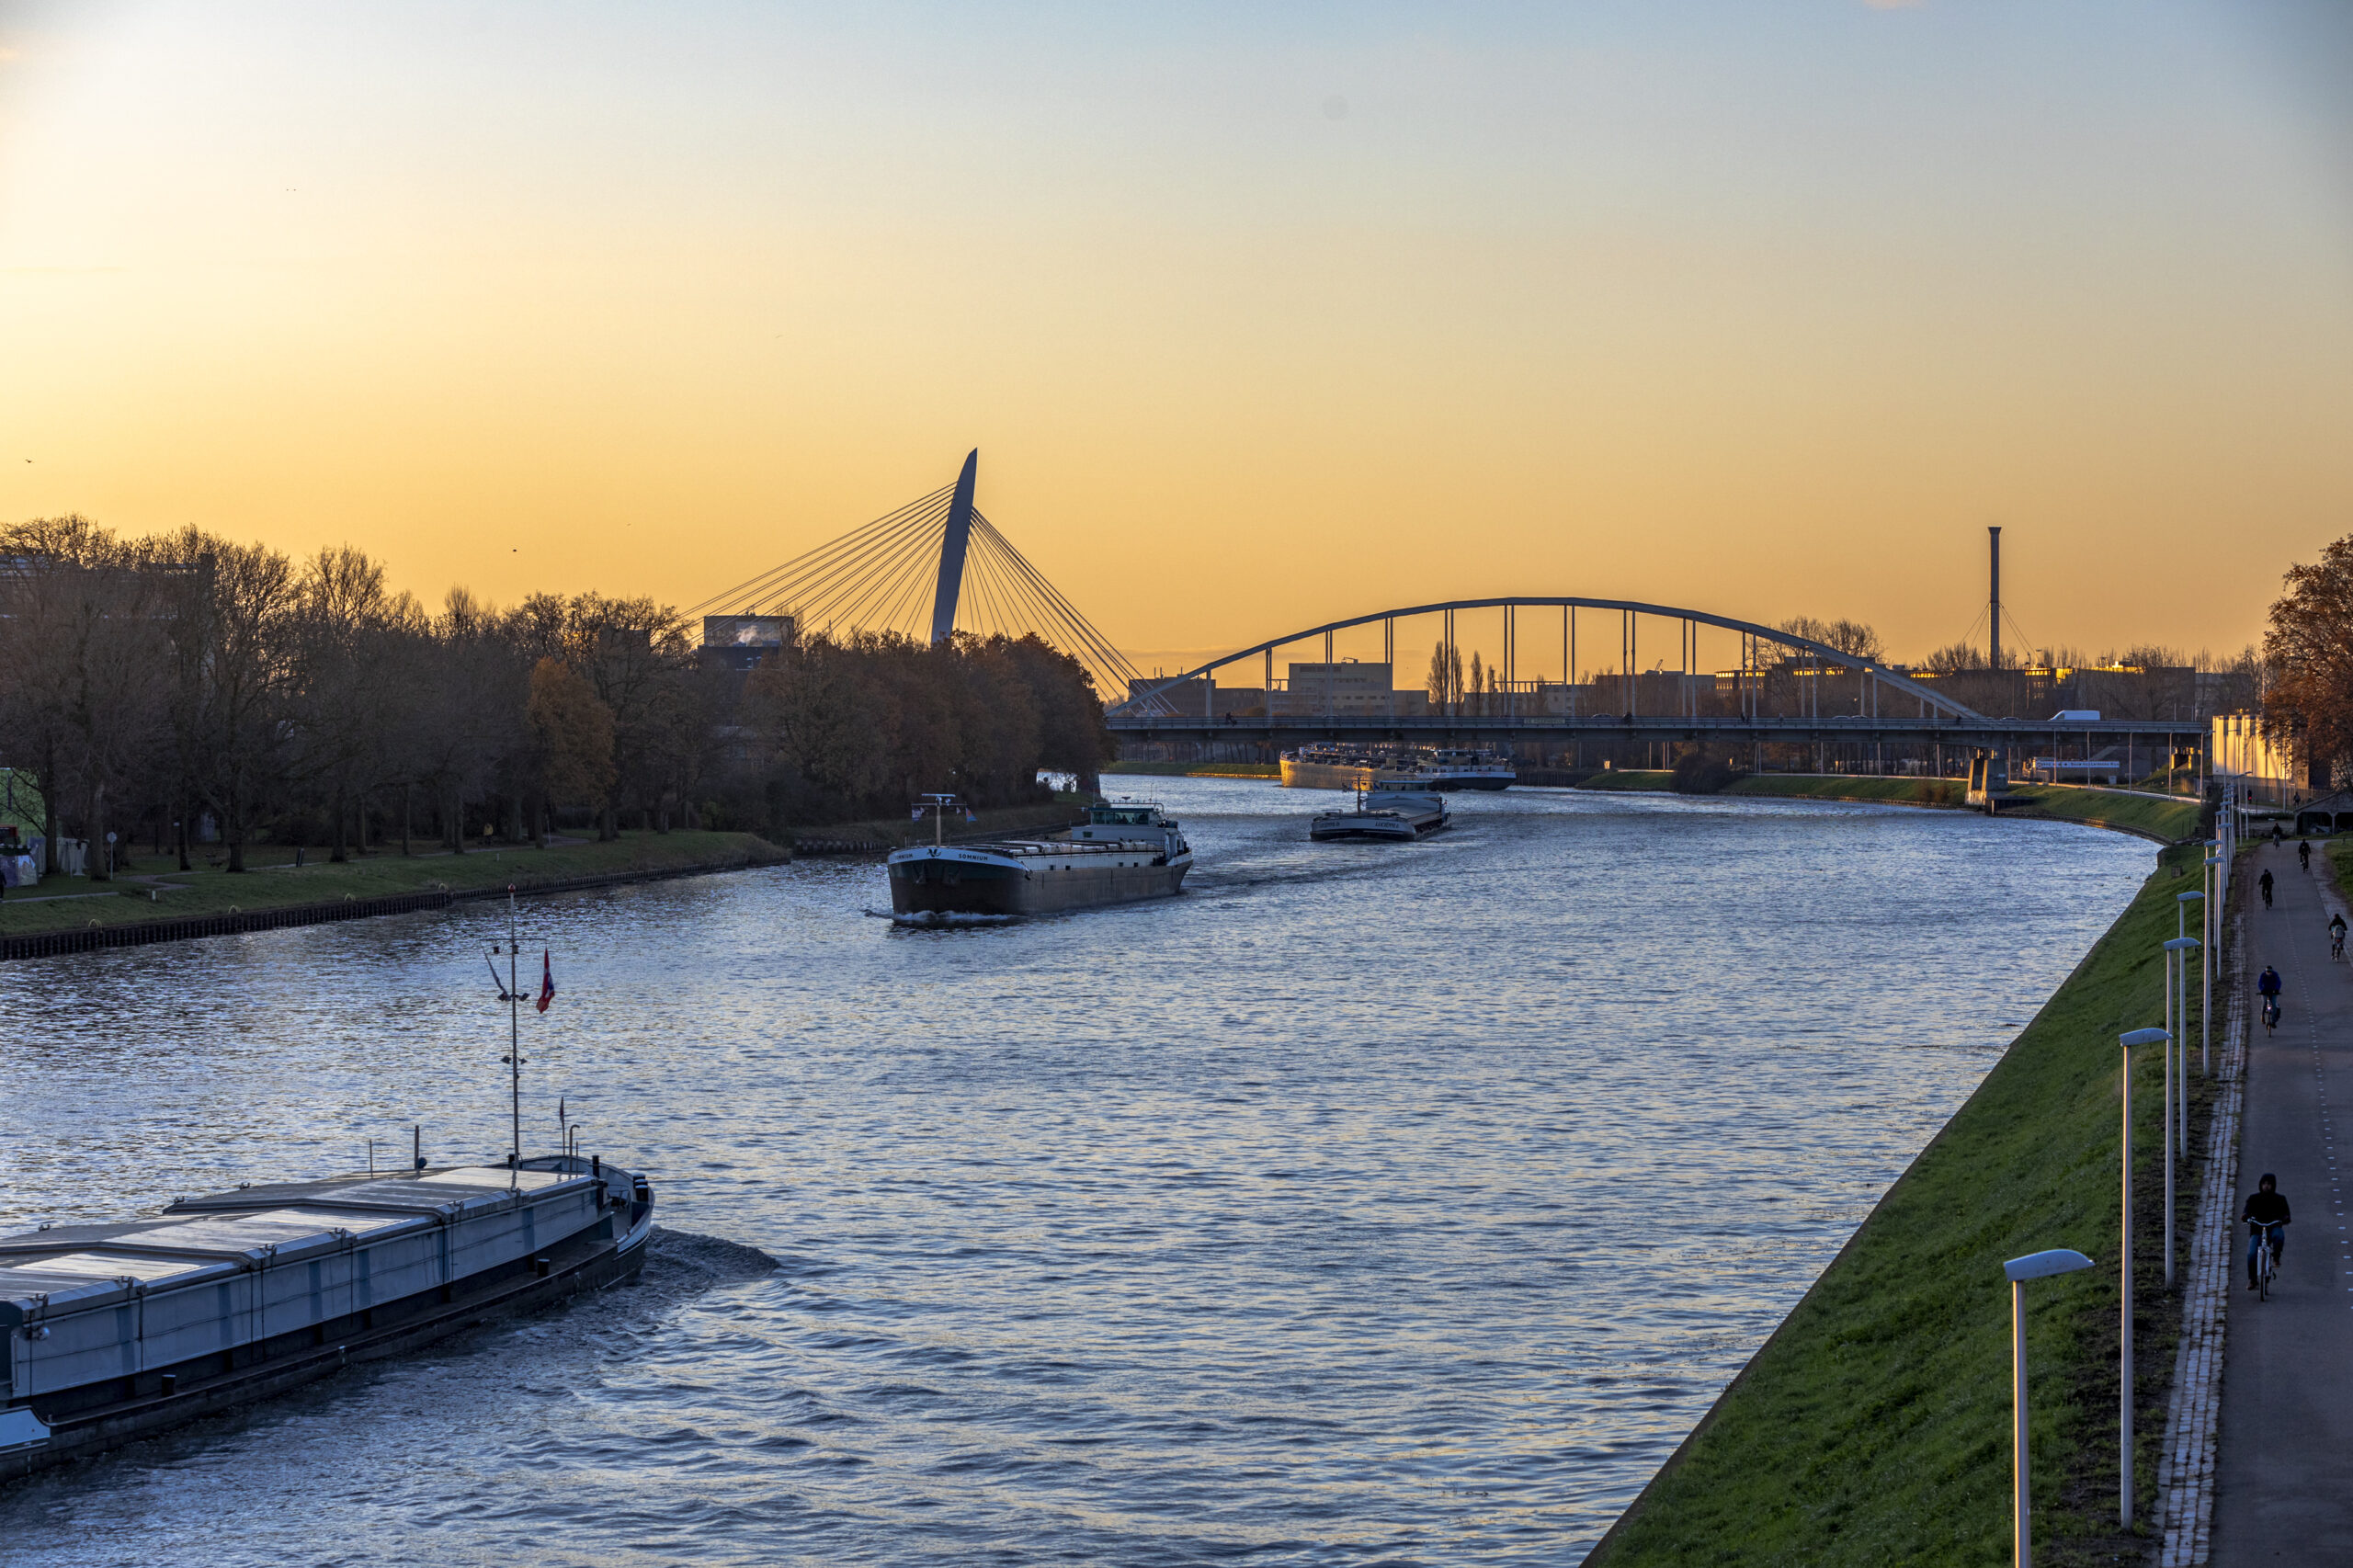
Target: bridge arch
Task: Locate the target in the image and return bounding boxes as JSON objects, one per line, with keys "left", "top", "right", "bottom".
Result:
{"left": 1114, "top": 597, "right": 1985, "bottom": 722}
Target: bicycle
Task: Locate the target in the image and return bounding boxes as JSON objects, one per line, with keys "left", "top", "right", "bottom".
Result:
{"left": 2302, "top": 842, "right": 2313, "bottom": 872}
{"left": 2263, "top": 996, "right": 2282, "bottom": 1036}
{"left": 2334, "top": 930, "right": 2346, "bottom": 963}
{"left": 2252, "top": 1218, "right": 2286, "bottom": 1301}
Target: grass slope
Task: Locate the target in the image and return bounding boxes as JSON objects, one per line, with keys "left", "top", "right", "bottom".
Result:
{"left": 2007, "top": 786, "right": 2204, "bottom": 845}
{"left": 1573, "top": 769, "right": 1677, "bottom": 791}
{"left": 0, "top": 830, "right": 790, "bottom": 937}
{"left": 1567, "top": 771, "right": 2204, "bottom": 842}
{"left": 1725, "top": 776, "right": 1967, "bottom": 808}
{"left": 1586, "top": 842, "right": 2211, "bottom": 1566}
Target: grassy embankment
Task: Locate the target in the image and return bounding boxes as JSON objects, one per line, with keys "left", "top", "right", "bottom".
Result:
{"left": 785, "top": 799, "right": 1096, "bottom": 849}
{"left": 1102, "top": 760, "right": 1280, "bottom": 778}
{"left": 1586, "top": 840, "right": 2219, "bottom": 1566}
{"left": 1569, "top": 771, "right": 2203, "bottom": 842}
{"left": 0, "top": 830, "right": 790, "bottom": 938}
{"left": 2002, "top": 785, "right": 2205, "bottom": 844}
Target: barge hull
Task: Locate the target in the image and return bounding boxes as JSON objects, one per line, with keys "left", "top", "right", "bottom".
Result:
{"left": 3, "top": 1214, "right": 646, "bottom": 1481}
{"left": 1280, "top": 759, "right": 1379, "bottom": 790}
{"left": 890, "top": 860, "right": 1187, "bottom": 915}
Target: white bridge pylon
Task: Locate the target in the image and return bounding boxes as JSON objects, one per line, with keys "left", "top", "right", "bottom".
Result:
{"left": 1114, "top": 597, "right": 1987, "bottom": 723}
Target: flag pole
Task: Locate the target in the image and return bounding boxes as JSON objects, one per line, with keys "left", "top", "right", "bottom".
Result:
{"left": 507, "top": 886, "right": 520, "bottom": 1188}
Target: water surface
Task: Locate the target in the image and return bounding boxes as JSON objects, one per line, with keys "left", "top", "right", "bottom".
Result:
{"left": 0, "top": 779, "right": 2150, "bottom": 1565}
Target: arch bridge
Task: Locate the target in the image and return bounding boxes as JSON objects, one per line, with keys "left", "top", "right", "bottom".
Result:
{"left": 1108, "top": 597, "right": 2210, "bottom": 760}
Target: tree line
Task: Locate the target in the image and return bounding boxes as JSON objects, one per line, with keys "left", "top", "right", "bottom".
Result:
{"left": 0, "top": 517, "right": 1113, "bottom": 879}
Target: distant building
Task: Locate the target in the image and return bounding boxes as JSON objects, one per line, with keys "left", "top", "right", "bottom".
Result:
{"left": 2212, "top": 711, "right": 2303, "bottom": 797}
{"left": 1274, "top": 662, "right": 1401, "bottom": 716}
{"left": 700, "top": 614, "right": 794, "bottom": 672}
{"left": 1120, "top": 666, "right": 1432, "bottom": 719}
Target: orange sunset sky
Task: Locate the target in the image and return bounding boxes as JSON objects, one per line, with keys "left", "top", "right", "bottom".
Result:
{"left": 3, "top": 2, "right": 2349, "bottom": 679}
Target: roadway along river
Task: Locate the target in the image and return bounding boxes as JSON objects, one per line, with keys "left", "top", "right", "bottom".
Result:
{"left": 0, "top": 778, "right": 2149, "bottom": 1565}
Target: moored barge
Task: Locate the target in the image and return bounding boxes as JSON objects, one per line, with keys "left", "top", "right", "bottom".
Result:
{"left": 1281, "top": 744, "right": 1515, "bottom": 791}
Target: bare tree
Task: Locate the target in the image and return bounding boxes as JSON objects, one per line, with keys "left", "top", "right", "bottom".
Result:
{"left": 2262, "top": 538, "right": 2353, "bottom": 788}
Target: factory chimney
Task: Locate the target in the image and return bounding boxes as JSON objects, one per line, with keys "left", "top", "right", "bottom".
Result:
{"left": 1988, "top": 527, "right": 2002, "bottom": 671}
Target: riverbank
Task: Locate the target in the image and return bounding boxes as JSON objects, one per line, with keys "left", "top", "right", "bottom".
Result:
{"left": 783, "top": 799, "right": 1094, "bottom": 855}
{"left": 1566, "top": 770, "right": 2203, "bottom": 841}
{"left": 0, "top": 830, "right": 791, "bottom": 950}
{"left": 1584, "top": 839, "right": 2222, "bottom": 1565}
{"left": 1102, "top": 761, "right": 1280, "bottom": 778}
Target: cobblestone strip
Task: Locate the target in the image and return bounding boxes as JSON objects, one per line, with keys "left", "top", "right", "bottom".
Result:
{"left": 2158, "top": 904, "right": 2246, "bottom": 1568}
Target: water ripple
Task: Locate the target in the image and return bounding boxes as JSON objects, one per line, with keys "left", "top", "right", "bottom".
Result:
{"left": 0, "top": 780, "right": 2146, "bottom": 1564}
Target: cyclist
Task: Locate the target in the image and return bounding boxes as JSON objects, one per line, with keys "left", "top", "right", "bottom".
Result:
{"left": 2261, "top": 869, "right": 2275, "bottom": 909}
{"left": 2259, "top": 964, "right": 2283, "bottom": 1032}
{"left": 2245, "top": 1173, "right": 2291, "bottom": 1290}
{"left": 2301, "top": 839, "right": 2313, "bottom": 872}
{"left": 2332, "top": 911, "right": 2346, "bottom": 960}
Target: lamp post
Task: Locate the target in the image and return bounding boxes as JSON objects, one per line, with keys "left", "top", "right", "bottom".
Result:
{"left": 2203, "top": 853, "right": 2222, "bottom": 1077}
{"left": 2006, "top": 1247, "right": 2097, "bottom": 1568}
{"left": 2174, "top": 885, "right": 2192, "bottom": 1092}
{"left": 2171, "top": 899, "right": 2201, "bottom": 1143}
{"left": 2119, "top": 1025, "right": 2169, "bottom": 1528}
{"left": 2161, "top": 939, "right": 2200, "bottom": 1284}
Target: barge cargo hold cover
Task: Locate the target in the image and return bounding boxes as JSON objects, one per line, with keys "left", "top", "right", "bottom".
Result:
{"left": 0, "top": 1157, "right": 652, "bottom": 1479}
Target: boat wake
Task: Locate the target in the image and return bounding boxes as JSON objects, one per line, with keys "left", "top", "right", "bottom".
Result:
{"left": 864, "top": 907, "right": 1019, "bottom": 926}
{"left": 634, "top": 1226, "right": 781, "bottom": 1301}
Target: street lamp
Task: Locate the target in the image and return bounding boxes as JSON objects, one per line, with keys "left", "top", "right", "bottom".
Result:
{"left": 2118, "top": 1025, "right": 2169, "bottom": 1528}
{"left": 2170, "top": 899, "right": 2201, "bottom": 1144}
{"left": 2163, "top": 936, "right": 2200, "bottom": 1284}
{"left": 2006, "top": 1246, "right": 2097, "bottom": 1568}
{"left": 2202, "top": 854, "right": 2222, "bottom": 1077}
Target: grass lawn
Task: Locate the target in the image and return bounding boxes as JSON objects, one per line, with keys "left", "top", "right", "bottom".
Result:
{"left": 1588, "top": 840, "right": 2215, "bottom": 1565}
{"left": 0, "top": 830, "right": 790, "bottom": 938}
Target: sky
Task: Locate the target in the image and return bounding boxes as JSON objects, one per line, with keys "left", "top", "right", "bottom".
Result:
{"left": 2, "top": 1, "right": 2349, "bottom": 680}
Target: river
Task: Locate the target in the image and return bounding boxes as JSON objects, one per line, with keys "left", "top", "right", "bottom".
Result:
{"left": 0, "top": 778, "right": 2150, "bottom": 1565}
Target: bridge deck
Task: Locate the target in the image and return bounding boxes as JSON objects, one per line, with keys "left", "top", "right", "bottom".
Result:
{"left": 1108, "top": 713, "right": 2207, "bottom": 747}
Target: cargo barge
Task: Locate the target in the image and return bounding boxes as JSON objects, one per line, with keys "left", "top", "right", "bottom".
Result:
{"left": 1310, "top": 784, "right": 1451, "bottom": 842}
{"left": 0, "top": 1154, "right": 652, "bottom": 1479}
{"left": 888, "top": 801, "right": 1191, "bottom": 917}
{"left": 1281, "top": 744, "right": 1515, "bottom": 791}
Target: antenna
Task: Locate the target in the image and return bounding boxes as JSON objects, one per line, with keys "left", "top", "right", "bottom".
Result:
{"left": 505, "top": 888, "right": 521, "bottom": 1186}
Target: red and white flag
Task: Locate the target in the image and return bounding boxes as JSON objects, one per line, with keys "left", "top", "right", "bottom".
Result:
{"left": 536, "top": 950, "right": 555, "bottom": 1013}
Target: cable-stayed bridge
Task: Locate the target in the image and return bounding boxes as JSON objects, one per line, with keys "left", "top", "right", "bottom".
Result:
{"left": 695, "top": 454, "right": 2212, "bottom": 764}
{"left": 688, "top": 450, "right": 1143, "bottom": 699}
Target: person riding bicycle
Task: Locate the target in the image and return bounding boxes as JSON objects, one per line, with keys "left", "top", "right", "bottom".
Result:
{"left": 2302, "top": 840, "right": 2313, "bottom": 871}
{"left": 2261, "top": 869, "right": 2275, "bottom": 908}
{"left": 2245, "top": 1173, "right": 2291, "bottom": 1290}
{"left": 2332, "top": 912, "right": 2346, "bottom": 957}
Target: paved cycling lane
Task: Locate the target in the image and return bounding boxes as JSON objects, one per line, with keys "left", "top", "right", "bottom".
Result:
{"left": 2211, "top": 843, "right": 2353, "bottom": 1564}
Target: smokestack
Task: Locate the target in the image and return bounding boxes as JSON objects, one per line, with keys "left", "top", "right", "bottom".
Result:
{"left": 1988, "top": 526, "right": 2002, "bottom": 671}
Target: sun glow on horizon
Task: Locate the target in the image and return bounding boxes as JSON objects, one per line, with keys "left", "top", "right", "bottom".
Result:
{"left": 3, "top": 1, "right": 2349, "bottom": 669}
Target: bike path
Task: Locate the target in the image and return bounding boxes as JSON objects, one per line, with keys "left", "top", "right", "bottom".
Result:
{"left": 2211, "top": 844, "right": 2353, "bottom": 1563}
